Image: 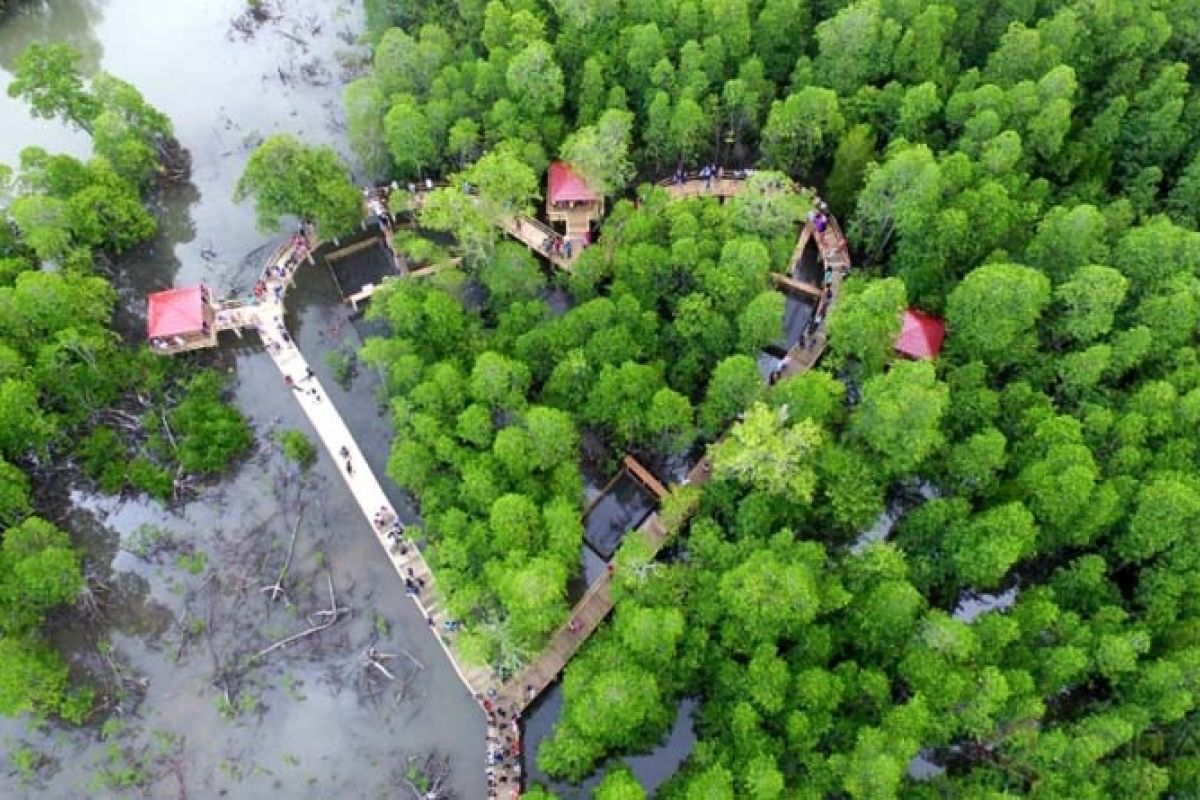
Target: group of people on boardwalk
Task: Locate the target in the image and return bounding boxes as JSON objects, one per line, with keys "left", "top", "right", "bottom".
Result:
{"left": 372, "top": 504, "right": 406, "bottom": 548}
{"left": 541, "top": 234, "right": 573, "bottom": 259}
{"left": 283, "top": 366, "right": 323, "bottom": 403}
{"left": 481, "top": 692, "right": 522, "bottom": 799}
{"left": 252, "top": 227, "right": 312, "bottom": 304}
{"left": 808, "top": 198, "right": 832, "bottom": 234}
{"left": 671, "top": 163, "right": 755, "bottom": 187}
{"left": 363, "top": 185, "right": 395, "bottom": 228}
{"left": 801, "top": 196, "right": 850, "bottom": 347}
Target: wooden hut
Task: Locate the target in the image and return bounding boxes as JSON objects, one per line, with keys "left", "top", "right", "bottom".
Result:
{"left": 147, "top": 285, "right": 217, "bottom": 354}
{"left": 546, "top": 161, "right": 603, "bottom": 244}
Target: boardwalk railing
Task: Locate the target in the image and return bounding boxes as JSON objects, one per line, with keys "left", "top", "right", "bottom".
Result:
{"left": 402, "top": 186, "right": 582, "bottom": 270}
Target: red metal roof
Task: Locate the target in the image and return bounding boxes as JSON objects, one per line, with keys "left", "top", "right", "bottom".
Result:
{"left": 147, "top": 285, "right": 205, "bottom": 338}
{"left": 895, "top": 308, "right": 945, "bottom": 359}
{"left": 547, "top": 161, "right": 598, "bottom": 204}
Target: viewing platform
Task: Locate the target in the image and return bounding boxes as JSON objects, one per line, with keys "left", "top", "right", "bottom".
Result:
{"left": 147, "top": 232, "right": 314, "bottom": 355}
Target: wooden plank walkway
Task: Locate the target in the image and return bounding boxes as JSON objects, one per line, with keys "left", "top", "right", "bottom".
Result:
{"left": 281, "top": 177, "right": 849, "bottom": 799}
{"left": 226, "top": 239, "right": 500, "bottom": 700}
{"left": 665, "top": 180, "right": 853, "bottom": 490}
{"left": 772, "top": 273, "right": 824, "bottom": 298}
{"left": 624, "top": 455, "right": 669, "bottom": 499}
{"left": 661, "top": 176, "right": 746, "bottom": 199}
{"left": 492, "top": 513, "right": 672, "bottom": 715}
{"left": 406, "top": 188, "right": 582, "bottom": 271}
{"left": 158, "top": 170, "right": 852, "bottom": 800}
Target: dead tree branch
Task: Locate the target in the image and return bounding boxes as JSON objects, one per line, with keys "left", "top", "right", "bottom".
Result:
{"left": 254, "top": 572, "right": 347, "bottom": 660}
{"left": 260, "top": 506, "right": 304, "bottom": 603}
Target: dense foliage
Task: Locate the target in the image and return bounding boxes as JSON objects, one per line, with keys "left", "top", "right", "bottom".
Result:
{"left": 363, "top": 175, "right": 802, "bottom": 671}
{"left": 233, "top": 134, "right": 363, "bottom": 238}
{"left": 0, "top": 45, "right": 252, "bottom": 720}
{"left": 346, "top": 0, "right": 1200, "bottom": 797}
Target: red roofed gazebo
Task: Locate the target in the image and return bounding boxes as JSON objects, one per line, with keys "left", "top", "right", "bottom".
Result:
{"left": 547, "top": 161, "right": 599, "bottom": 204}
{"left": 895, "top": 308, "right": 945, "bottom": 360}
{"left": 147, "top": 285, "right": 216, "bottom": 354}
{"left": 546, "top": 161, "right": 603, "bottom": 244}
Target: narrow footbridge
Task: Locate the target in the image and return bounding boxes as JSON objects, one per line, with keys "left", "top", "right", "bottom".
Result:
{"left": 404, "top": 186, "right": 581, "bottom": 270}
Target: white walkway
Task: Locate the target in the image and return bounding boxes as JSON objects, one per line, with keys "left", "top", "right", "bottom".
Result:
{"left": 245, "top": 281, "right": 496, "bottom": 697}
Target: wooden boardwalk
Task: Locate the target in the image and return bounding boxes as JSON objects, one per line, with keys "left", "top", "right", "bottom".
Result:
{"left": 661, "top": 175, "right": 747, "bottom": 200}
{"left": 292, "top": 175, "right": 849, "bottom": 799}
{"left": 213, "top": 237, "right": 500, "bottom": 699}
{"left": 624, "top": 454, "right": 669, "bottom": 499}
{"left": 493, "top": 513, "right": 671, "bottom": 715}
{"left": 663, "top": 177, "right": 853, "bottom": 488}
{"left": 405, "top": 187, "right": 582, "bottom": 270}
{"left": 159, "top": 170, "right": 851, "bottom": 800}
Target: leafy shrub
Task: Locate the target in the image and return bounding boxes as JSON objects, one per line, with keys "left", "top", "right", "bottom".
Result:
{"left": 325, "top": 348, "right": 356, "bottom": 389}
{"left": 127, "top": 457, "right": 173, "bottom": 501}
{"left": 276, "top": 428, "right": 317, "bottom": 470}
{"left": 169, "top": 372, "right": 252, "bottom": 474}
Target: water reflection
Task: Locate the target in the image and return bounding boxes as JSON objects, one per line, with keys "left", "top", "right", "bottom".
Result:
{"left": 111, "top": 179, "right": 203, "bottom": 339}
{"left": 0, "top": 0, "right": 104, "bottom": 71}
{"left": 522, "top": 688, "right": 697, "bottom": 798}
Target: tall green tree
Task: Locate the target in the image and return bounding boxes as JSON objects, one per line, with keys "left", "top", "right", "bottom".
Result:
{"left": 344, "top": 76, "right": 391, "bottom": 177}
{"left": 6, "top": 42, "right": 100, "bottom": 132}
{"left": 234, "top": 135, "right": 361, "bottom": 237}
{"left": 851, "top": 360, "right": 948, "bottom": 478}
{"left": 945, "top": 263, "right": 1051, "bottom": 369}
{"left": 828, "top": 277, "right": 906, "bottom": 376}
{"left": 560, "top": 109, "right": 634, "bottom": 197}
{"left": 710, "top": 403, "right": 823, "bottom": 500}
{"left": 761, "top": 87, "right": 845, "bottom": 176}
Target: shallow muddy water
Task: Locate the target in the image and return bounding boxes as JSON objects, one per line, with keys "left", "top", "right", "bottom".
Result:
{"left": 0, "top": 1, "right": 483, "bottom": 796}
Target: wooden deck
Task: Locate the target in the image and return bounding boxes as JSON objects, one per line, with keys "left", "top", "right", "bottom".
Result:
{"left": 661, "top": 176, "right": 747, "bottom": 199}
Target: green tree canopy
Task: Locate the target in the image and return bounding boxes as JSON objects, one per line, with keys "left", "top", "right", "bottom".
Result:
{"left": 828, "top": 277, "right": 907, "bottom": 376}
{"left": 234, "top": 134, "right": 361, "bottom": 237}
{"left": 851, "top": 360, "right": 948, "bottom": 478}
